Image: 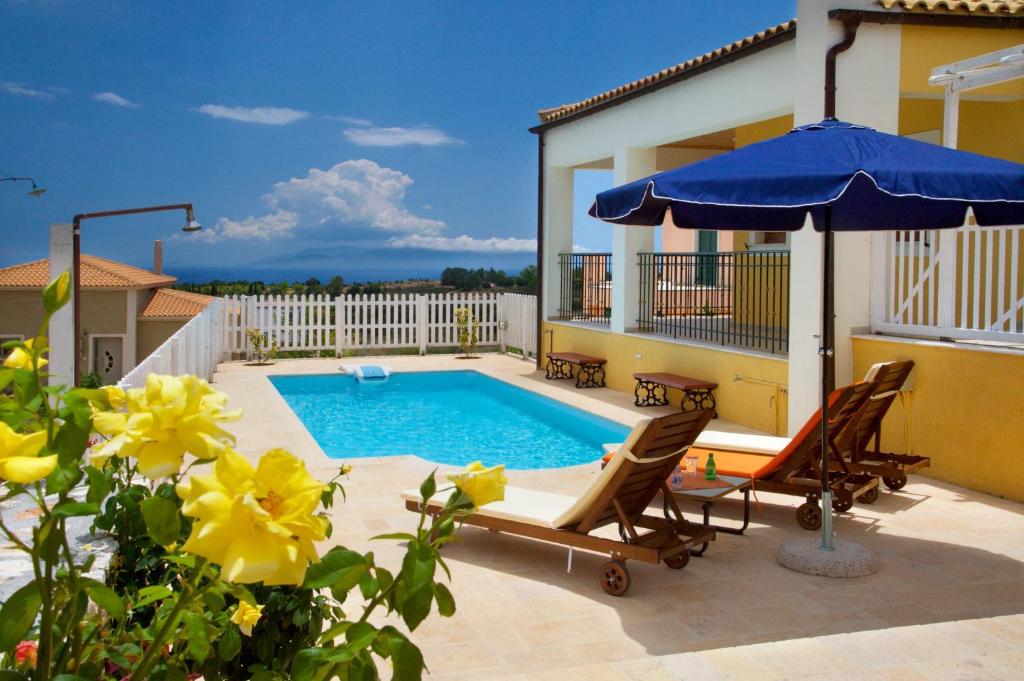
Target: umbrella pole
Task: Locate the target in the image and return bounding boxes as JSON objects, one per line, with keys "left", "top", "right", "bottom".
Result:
{"left": 820, "top": 207, "right": 835, "bottom": 551}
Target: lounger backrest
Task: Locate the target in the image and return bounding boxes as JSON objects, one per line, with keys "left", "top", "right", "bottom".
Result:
{"left": 551, "top": 409, "right": 713, "bottom": 532}
{"left": 755, "top": 383, "right": 872, "bottom": 480}
{"left": 847, "top": 360, "right": 915, "bottom": 455}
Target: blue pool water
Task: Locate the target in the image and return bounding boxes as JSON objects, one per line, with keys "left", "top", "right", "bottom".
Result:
{"left": 269, "top": 371, "right": 630, "bottom": 469}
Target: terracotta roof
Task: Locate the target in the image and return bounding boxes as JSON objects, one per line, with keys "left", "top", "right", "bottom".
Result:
{"left": 536, "top": 20, "right": 797, "bottom": 125}
{"left": 0, "top": 255, "right": 176, "bottom": 289}
{"left": 879, "top": 0, "right": 1024, "bottom": 13}
{"left": 139, "top": 288, "right": 215, "bottom": 319}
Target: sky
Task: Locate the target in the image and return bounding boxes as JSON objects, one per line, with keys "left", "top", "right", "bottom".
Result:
{"left": 1, "top": 0, "right": 795, "bottom": 282}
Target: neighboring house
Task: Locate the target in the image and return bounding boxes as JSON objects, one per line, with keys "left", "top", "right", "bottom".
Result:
{"left": 0, "top": 246, "right": 214, "bottom": 384}
{"left": 532, "top": 0, "right": 1024, "bottom": 500}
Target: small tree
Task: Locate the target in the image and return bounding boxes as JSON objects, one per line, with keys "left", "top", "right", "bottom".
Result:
{"left": 454, "top": 307, "right": 480, "bottom": 358}
{"left": 246, "top": 328, "right": 279, "bottom": 365}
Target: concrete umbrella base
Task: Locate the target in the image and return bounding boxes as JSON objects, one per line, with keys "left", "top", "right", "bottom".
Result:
{"left": 777, "top": 538, "right": 879, "bottom": 578}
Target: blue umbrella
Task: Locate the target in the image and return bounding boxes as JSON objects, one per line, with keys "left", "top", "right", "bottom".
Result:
{"left": 589, "top": 119, "right": 1024, "bottom": 550}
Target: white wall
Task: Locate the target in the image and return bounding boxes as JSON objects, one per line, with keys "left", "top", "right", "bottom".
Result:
{"left": 787, "top": 0, "right": 902, "bottom": 433}
{"left": 48, "top": 224, "right": 74, "bottom": 386}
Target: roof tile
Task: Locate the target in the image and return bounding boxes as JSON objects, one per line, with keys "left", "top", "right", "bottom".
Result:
{"left": 879, "top": 0, "right": 1024, "bottom": 13}
{"left": 0, "top": 255, "right": 176, "bottom": 289}
{"left": 139, "top": 288, "right": 215, "bottom": 319}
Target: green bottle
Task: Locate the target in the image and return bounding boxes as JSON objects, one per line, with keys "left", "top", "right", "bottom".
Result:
{"left": 705, "top": 453, "right": 717, "bottom": 480}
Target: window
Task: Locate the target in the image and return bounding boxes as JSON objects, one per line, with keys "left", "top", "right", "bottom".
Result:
{"left": 748, "top": 231, "right": 789, "bottom": 250}
{"left": 0, "top": 334, "right": 24, "bottom": 361}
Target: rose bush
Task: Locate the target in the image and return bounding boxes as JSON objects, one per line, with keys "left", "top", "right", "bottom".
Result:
{"left": 0, "top": 272, "right": 504, "bottom": 680}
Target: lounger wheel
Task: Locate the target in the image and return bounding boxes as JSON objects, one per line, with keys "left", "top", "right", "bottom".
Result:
{"left": 663, "top": 550, "right": 690, "bottom": 570}
{"left": 883, "top": 473, "right": 907, "bottom": 491}
{"left": 600, "top": 560, "right": 631, "bottom": 596}
{"left": 857, "top": 486, "right": 879, "bottom": 505}
{"left": 796, "top": 501, "right": 822, "bottom": 530}
{"left": 831, "top": 492, "right": 854, "bottom": 513}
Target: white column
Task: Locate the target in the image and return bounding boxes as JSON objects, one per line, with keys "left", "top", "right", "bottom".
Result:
{"left": 48, "top": 224, "right": 74, "bottom": 387}
{"left": 542, "top": 165, "right": 574, "bottom": 319}
{"left": 788, "top": 0, "right": 901, "bottom": 433}
{"left": 125, "top": 289, "right": 138, "bottom": 373}
{"left": 611, "top": 147, "right": 657, "bottom": 333}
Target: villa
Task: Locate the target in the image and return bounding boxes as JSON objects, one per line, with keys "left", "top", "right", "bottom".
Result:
{"left": 4, "top": 0, "right": 1024, "bottom": 679}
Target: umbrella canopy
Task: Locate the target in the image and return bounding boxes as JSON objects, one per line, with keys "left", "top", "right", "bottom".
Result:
{"left": 589, "top": 118, "right": 1024, "bottom": 551}
{"left": 589, "top": 119, "right": 1024, "bottom": 231}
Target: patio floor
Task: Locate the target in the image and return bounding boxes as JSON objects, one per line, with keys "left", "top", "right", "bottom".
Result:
{"left": 214, "top": 354, "right": 1024, "bottom": 680}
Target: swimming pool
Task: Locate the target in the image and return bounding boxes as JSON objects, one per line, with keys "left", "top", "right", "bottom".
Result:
{"left": 269, "top": 370, "right": 630, "bottom": 469}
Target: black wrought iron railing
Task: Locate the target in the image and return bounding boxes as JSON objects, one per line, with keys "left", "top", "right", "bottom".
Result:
{"left": 638, "top": 251, "right": 790, "bottom": 355}
{"left": 557, "top": 253, "right": 612, "bottom": 324}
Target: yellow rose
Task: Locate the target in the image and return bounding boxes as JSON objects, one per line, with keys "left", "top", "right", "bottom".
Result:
{"left": 177, "top": 448, "right": 327, "bottom": 586}
{"left": 230, "top": 601, "right": 264, "bottom": 636}
{"left": 100, "top": 385, "right": 126, "bottom": 410}
{"left": 0, "top": 422, "right": 55, "bottom": 484}
{"left": 92, "top": 374, "right": 241, "bottom": 479}
{"left": 3, "top": 338, "right": 47, "bottom": 371}
{"left": 447, "top": 461, "right": 507, "bottom": 507}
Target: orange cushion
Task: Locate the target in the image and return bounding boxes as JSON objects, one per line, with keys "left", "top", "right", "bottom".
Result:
{"left": 600, "top": 448, "right": 774, "bottom": 478}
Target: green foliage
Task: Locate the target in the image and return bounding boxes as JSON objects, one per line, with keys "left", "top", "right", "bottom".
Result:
{"left": 454, "top": 307, "right": 480, "bottom": 357}
{"left": 245, "top": 328, "right": 279, "bottom": 365}
{"left": 79, "top": 371, "right": 104, "bottom": 389}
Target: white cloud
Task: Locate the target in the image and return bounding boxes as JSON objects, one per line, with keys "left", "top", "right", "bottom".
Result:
{"left": 193, "top": 210, "right": 299, "bottom": 244}
{"left": 325, "top": 115, "right": 372, "bottom": 126}
{"left": 3, "top": 82, "right": 66, "bottom": 100}
{"left": 194, "top": 104, "right": 309, "bottom": 125}
{"left": 192, "top": 160, "right": 443, "bottom": 242}
{"left": 343, "top": 125, "right": 462, "bottom": 147}
{"left": 389, "top": 234, "right": 536, "bottom": 253}
{"left": 92, "top": 91, "right": 140, "bottom": 108}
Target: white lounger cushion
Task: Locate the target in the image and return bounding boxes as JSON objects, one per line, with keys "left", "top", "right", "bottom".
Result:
{"left": 402, "top": 417, "right": 654, "bottom": 530}
{"left": 692, "top": 431, "right": 790, "bottom": 455}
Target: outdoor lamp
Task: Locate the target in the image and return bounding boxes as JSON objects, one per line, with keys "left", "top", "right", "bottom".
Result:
{"left": 183, "top": 207, "right": 202, "bottom": 232}
{"left": 1, "top": 174, "right": 46, "bottom": 196}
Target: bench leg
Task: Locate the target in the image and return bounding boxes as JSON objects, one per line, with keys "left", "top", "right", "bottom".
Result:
{"left": 682, "top": 388, "right": 717, "bottom": 418}
{"left": 545, "top": 357, "right": 574, "bottom": 380}
{"left": 634, "top": 379, "right": 668, "bottom": 407}
{"left": 576, "top": 364, "right": 606, "bottom": 388}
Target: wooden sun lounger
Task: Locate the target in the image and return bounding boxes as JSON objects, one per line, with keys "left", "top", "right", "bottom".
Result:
{"left": 403, "top": 410, "right": 716, "bottom": 596}
{"left": 683, "top": 383, "right": 879, "bottom": 531}
{"left": 831, "top": 360, "right": 929, "bottom": 492}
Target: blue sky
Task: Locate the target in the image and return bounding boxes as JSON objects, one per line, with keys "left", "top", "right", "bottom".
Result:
{"left": 1, "top": 0, "right": 794, "bottom": 281}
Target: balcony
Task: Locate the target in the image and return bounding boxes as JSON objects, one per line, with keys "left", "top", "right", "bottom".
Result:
{"left": 556, "top": 253, "right": 613, "bottom": 325}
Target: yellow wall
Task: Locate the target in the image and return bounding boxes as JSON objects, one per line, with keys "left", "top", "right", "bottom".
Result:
{"left": 852, "top": 336, "right": 1024, "bottom": 502}
{"left": 900, "top": 25, "right": 1024, "bottom": 99}
{"left": 544, "top": 321, "right": 789, "bottom": 435}
{"left": 0, "top": 290, "right": 126, "bottom": 337}
{"left": 900, "top": 97, "right": 1024, "bottom": 163}
{"left": 731, "top": 252, "right": 790, "bottom": 333}
{"left": 0, "top": 291, "right": 47, "bottom": 338}
{"left": 137, "top": 319, "right": 186, "bottom": 360}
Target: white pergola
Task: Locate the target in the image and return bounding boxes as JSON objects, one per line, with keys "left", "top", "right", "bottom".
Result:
{"left": 929, "top": 44, "right": 1024, "bottom": 149}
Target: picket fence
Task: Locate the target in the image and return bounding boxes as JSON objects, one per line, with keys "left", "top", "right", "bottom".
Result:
{"left": 220, "top": 292, "right": 537, "bottom": 359}
{"left": 118, "top": 299, "right": 225, "bottom": 389}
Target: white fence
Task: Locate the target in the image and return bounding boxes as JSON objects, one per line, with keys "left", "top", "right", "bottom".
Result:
{"left": 871, "top": 224, "right": 1024, "bottom": 342}
{"left": 118, "top": 298, "right": 225, "bottom": 389}
{"left": 221, "top": 292, "right": 537, "bottom": 359}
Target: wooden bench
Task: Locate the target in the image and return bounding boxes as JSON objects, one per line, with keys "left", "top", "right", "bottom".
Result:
{"left": 633, "top": 372, "right": 718, "bottom": 417}
{"left": 545, "top": 352, "right": 607, "bottom": 388}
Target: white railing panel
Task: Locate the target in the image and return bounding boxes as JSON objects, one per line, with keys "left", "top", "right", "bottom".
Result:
{"left": 119, "top": 299, "right": 224, "bottom": 389}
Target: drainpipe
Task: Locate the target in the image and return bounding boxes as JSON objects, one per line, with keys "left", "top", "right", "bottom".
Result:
{"left": 535, "top": 131, "right": 545, "bottom": 368}
{"left": 824, "top": 14, "right": 861, "bottom": 119}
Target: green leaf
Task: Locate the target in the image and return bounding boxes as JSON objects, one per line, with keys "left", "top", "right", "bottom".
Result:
{"left": 302, "top": 547, "right": 367, "bottom": 590}
{"left": 52, "top": 500, "right": 100, "bottom": 518}
{"left": 131, "top": 584, "right": 172, "bottom": 609}
{"left": 317, "top": 621, "right": 351, "bottom": 645}
{"left": 400, "top": 585, "right": 433, "bottom": 632}
{"left": 202, "top": 590, "right": 226, "bottom": 613}
{"left": 45, "top": 463, "right": 83, "bottom": 496}
{"left": 358, "top": 573, "right": 380, "bottom": 600}
{"left": 140, "top": 495, "right": 181, "bottom": 546}
{"left": 43, "top": 271, "right": 71, "bottom": 314}
{"left": 344, "top": 621, "right": 378, "bottom": 652}
{"left": 84, "top": 466, "right": 111, "bottom": 505}
{"left": 400, "top": 542, "right": 436, "bottom": 595}
{"left": 0, "top": 673, "right": 30, "bottom": 681}
{"left": 419, "top": 472, "right": 436, "bottom": 503}
{"left": 390, "top": 634, "right": 425, "bottom": 681}
{"left": 182, "top": 611, "right": 210, "bottom": 663}
{"left": 433, "top": 582, "right": 455, "bottom": 617}
{"left": 291, "top": 648, "right": 330, "bottom": 681}
{"left": 369, "top": 532, "right": 417, "bottom": 542}
{"left": 0, "top": 581, "right": 41, "bottom": 653}
{"left": 82, "top": 577, "right": 126, "bottom": 619}
{"left": 217, "top": 623, "right": 242, "bottom": 661}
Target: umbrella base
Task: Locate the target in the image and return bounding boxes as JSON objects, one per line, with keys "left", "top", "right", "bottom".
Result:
{"left": 777, "top": 537, "right": 879, "bottom": 578}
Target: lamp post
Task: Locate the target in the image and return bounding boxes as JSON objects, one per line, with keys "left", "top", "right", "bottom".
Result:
{"left": 71, "top": 203, "right": 201, "bottom": 385}
{"left": 1, "top": 174, "right": 46, "bottom": 196}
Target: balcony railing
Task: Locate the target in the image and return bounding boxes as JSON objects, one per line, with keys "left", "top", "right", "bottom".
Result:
{"left": 557, "top": 253, "right": 612, "bottom": 324}
{"left": 638, "top": 251, "right": 790, "bottom": 355}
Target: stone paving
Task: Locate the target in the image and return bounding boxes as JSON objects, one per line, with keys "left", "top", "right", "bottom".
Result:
{"left": 210, "top": 356, "right": 1024, "bottom": 679}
